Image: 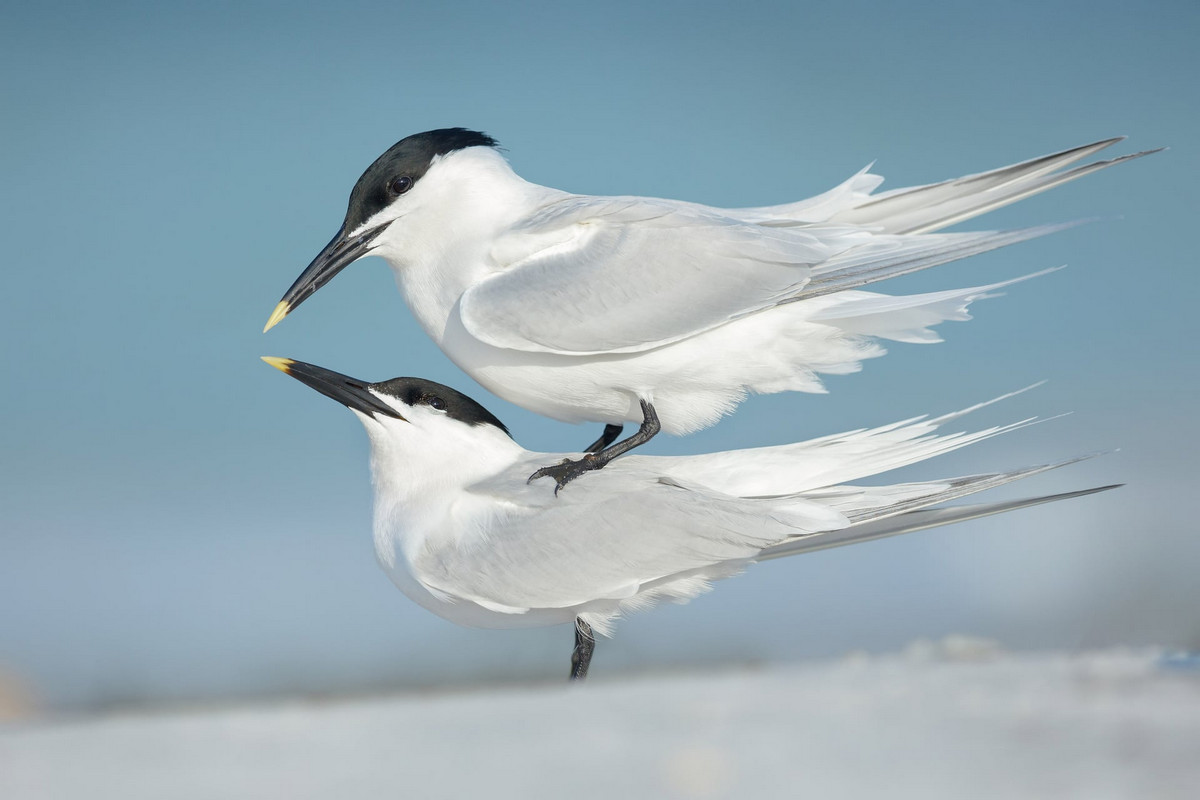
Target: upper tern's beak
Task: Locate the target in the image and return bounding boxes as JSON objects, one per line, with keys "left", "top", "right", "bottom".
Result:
{"left": 262, "top": 357, "right": 405, "bottom": 420}
{"left": 263, "top": 223, "right": 389, "bottom": 332}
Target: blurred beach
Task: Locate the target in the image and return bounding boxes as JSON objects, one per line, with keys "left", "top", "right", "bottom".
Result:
{"left": 4, "top": 645, "right": 1198, "bottom": 799}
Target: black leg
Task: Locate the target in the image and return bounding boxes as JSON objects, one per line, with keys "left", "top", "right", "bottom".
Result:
{"left": 585, "top": 424, "right": 623, "bottom": 453}
{"left": 570, "top": 618, "right": 595, "bottom": 681}
{"left": 529, "top": 401, "right": 661, "bottom": 493}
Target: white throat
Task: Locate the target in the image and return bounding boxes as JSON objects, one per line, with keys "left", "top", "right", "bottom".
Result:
{"left": 360, "top": 412, "right": 522, "bottom": 576}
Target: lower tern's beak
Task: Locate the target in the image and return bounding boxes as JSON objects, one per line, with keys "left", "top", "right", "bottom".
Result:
{"left": 262, "top": 357, "right": 405, "bottom": 420}
{"left": 263, "top": 223, "right": 389, "bottom": 332}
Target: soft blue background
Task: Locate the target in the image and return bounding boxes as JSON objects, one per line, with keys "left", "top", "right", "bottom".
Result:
{"left": 1, "top": 0, "right": 1195, "bottom": 713}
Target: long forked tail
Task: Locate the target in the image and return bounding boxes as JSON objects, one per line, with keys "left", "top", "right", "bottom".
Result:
{"left": 827, "top": 138, "right": 1162, "bottom": 235}
{"left": 758, "top": 484, "right": 1120, "bottom": 562}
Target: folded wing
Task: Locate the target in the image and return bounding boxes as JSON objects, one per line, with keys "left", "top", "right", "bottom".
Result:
{"left": 461, "top": 196, "right": 1058, "bottom": 355}
{"left": 461, "top": 197, "right": 856, "bottom": 354}
{"left": 414, "top": 465, "right": 848, "bottom": 613}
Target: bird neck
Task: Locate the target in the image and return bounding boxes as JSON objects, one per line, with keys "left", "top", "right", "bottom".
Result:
{"left": 364, "top": 421, "right": 525, "bottom": 571}
{"left": 364, "top": 421, "right": 523, "bottom": 513}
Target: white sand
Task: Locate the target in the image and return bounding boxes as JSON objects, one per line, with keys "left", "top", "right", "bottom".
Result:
{"left": 2, "top": 645, "right": 1197, "bottom": 800}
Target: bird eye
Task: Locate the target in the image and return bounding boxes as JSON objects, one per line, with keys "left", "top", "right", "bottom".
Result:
{"left": 427, "top": 396, "right": 447, "bottom": 411}
{"left": 387, "top": 176, "right": 414, "bottom": 196}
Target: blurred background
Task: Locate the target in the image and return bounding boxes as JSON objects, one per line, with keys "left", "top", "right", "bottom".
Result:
{"left": 1, "top": 0, "right": 1195, "bottom": 718}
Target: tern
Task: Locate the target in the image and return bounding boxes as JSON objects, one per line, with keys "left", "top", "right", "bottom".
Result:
{"left": 264, "top": 130, "right": 1156, "bottom": 490}
{"left": 263, "top": 356, "right": 1115, "bottom": 680}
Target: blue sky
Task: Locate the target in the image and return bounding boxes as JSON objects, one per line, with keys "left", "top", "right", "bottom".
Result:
{"left": 1, "top": 0, "right": 1196, "bottom": 712}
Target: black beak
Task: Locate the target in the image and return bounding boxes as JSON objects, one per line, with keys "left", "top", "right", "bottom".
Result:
{"left": 263, "top": 223, "right": 389, "bottom": 332}
{"left": 262, "top": 357, "right": 404, "bottom": 420}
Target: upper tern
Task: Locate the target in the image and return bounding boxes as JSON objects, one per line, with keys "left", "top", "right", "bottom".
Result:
{"left": 264, "top": 356, "right": 1114, "bottom": 680}
{"left": 264, "top": 130, "right": 1157, "bottom": 489}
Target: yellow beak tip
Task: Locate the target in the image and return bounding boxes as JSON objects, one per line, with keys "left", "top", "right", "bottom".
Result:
{"left": 263, "top": 301, "right": 290, "bottom": 333}
{"left": 261, "top": 356, "right": 294, "bottom": 373}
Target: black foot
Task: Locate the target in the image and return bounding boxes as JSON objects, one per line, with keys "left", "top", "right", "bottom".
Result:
{"left": 528, "top": 401, "right": 660, "bottom": 494}
{"left": 570, "top": 619, "right": 595, "bottom": 681}
{"left": 528, "top": 455, "right": 599, "bottom": 494}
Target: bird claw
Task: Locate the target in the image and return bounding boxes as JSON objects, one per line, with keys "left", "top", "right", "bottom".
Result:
{"left": 528, "top": 456, "right": 597, "bottom": 494}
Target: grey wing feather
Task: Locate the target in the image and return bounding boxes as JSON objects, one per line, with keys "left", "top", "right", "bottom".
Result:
{"left": 757, "top": 485, "right": 1120, "bottom": 561}
{"left": 827, "top": 139, "right": 1160, "bottom": 234}
{"left": 463, "top": 199, "right": 1067, "bottom": 355}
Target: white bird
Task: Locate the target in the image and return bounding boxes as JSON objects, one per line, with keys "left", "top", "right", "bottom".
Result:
{"left": 263, "top": 356, "right": 1115, "bottom": 679}
{"left": 264, "top": 131, "right": 1156, "bottom": 490}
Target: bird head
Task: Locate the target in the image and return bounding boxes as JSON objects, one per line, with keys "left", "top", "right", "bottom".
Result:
{"left": 262, "top": 357, "right": 516, "bottom": 485}
{"left": 262, "top": 128, "right": 501, "bottom": 332}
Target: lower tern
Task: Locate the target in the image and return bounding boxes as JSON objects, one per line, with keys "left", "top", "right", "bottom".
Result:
{"left": 264, "top": 356, "right": 1114, "bottom": 680}
{"left": 263, "top": 130, "right": 1156, "bottom": 490}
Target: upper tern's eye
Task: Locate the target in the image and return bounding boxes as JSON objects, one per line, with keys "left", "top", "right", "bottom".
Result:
{"left": 387, "top": 176, "right": 414, "bottom": 196}
{"left": 427, "top": 396, "right": 447, "bottom": 411}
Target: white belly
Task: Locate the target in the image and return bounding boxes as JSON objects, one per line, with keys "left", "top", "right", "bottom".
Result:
{"left": 436, "top": 302, "right": 857, "bottom": 435}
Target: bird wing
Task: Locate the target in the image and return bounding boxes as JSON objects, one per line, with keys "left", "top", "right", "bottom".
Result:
{"left": 407, "top": 451, "right": 1106, "bottom": 618}
{"left": 409, "top": 461, "right": 848, "bottom": 613}
{"left": 825, "top": 139, "right": 1158, "bottom": 234}
{"left": 459, "top": 196, "right": 865, "bottom": 355}
{"left": 459, "top": 195, "right": 1059, "bottom": 355}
